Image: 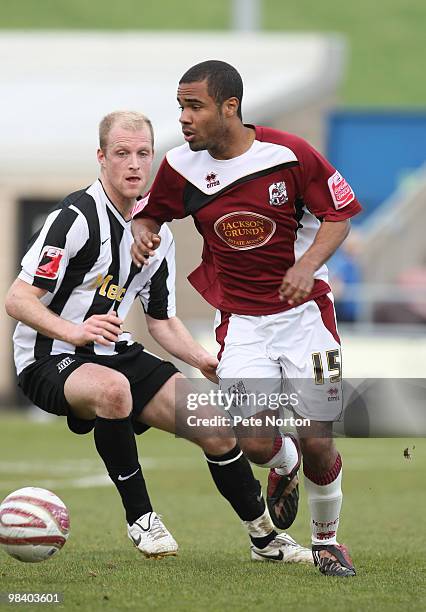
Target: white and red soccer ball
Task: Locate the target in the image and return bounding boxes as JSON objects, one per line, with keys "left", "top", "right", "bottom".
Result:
{"left": 0, "top": 487, "right": 70, "bottom": 562}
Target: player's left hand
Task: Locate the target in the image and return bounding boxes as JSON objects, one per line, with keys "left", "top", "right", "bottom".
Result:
{"left": 279, "top": 261, "right": 316, "bottom": 306}
{"left": 198, "top": 354, "right": 219, "bottom": 383}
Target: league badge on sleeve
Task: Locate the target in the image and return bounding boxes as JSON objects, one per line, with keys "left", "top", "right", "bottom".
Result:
{"left": 328, "top": 171, "right": 355, "bottom": 209}
{"left": 35, "top": 246, "right": 64, "bottom": 279}
{"left": 131, "top": 193, "right": 150, "bottom": 218}
{"left": 268, "top": 181, "right": 288, "bottom": 206}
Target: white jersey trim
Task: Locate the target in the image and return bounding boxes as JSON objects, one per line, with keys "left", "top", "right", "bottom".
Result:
{"left": 166, "top": 139, "right": 298, "bottom": 195}
{"left": 293, "top": 206, "right": 329, "bottom": 283}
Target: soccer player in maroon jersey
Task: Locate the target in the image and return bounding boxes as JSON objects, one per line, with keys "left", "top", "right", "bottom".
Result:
{"left": 131, "top": 61, "right": 360, "bottom": 576}
{"left": 6, "top": 110, "right": 312, "bottom": 564}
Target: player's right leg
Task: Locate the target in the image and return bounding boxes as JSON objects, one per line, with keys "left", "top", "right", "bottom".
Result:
{"left": 215, "top": 311, "right": 302, "bottom": 530}
{"left": 63, "top": 362, "right": 177, "bottom": 558}
{"left": 17, "top": 354, "right": 176, "bottom": 559}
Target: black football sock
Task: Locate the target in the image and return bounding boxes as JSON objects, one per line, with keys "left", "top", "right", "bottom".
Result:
{"left": 94, "top": 415, "right": 152, "bottom": 525}
{"left": 205, "top": 445, "right": 277, "bottom": 547}
{"left": 205, "top": 444, "right": 269, "bottom": 522}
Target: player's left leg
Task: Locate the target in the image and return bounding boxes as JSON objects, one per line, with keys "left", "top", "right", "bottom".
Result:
{"left": 297, "top": 421, "right": 355, "bottom": 576}
{"left": 281, "top": 293, "right": 356, "bottom": 576}
{"left": 135, "top": 372, "right": 312, "bottom": 564}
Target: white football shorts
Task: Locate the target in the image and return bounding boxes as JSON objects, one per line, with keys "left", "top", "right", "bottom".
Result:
{"left": 215, "top": 293, "right": 343, "bottom": 421}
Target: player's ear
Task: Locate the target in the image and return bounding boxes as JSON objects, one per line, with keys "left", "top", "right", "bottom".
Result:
{"left": 97, "top": 148, "right": 105, "bottom": 166}
{"left": 223, "top": 97, "right": 239, "bottom": 119}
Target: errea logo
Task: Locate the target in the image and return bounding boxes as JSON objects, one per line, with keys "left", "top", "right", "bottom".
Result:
{"left": 205, "top": 172, "right": 220, "bottom": 189}
{"left": 327, "top": 387, "right": 340, "bottom": 401}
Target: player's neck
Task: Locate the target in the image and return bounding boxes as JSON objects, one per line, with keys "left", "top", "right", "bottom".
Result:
{"left": 99, "top": 179, "right": 135, "bottom": 221}
{"left": 208, "top": 125, "right": 255, "bottom": 160}
{"left": 114, "top": 201, "right": 134, "bottom": 222}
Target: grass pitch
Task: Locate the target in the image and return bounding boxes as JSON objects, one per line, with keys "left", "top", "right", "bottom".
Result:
{"left": 0, "top": 415, "right": 424, "bottom": 611}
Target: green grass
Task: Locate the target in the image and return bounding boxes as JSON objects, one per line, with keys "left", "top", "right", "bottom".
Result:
{"left": 0, "top": 415, "right": 425, "bottom": 611}
{"left": 0, "top": 0, "right": 425, "bottom": 106}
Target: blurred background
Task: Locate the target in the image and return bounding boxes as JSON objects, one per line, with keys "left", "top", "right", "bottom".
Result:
{"left": 1, "top": 0, "right": 425, "bottom": 410}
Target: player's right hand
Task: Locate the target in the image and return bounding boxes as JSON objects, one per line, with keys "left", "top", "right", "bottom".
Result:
{"left": 69, "top": 312, "right": 123, "bottom": 347}
{"left": 131, "top": 231, "right": 161, "bottom": 267}
{"left": 131, "top": 218, "right": 162, "bottom": 267}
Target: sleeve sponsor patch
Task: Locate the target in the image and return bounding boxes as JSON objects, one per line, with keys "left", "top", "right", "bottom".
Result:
{"left": 131, "top": 193, "right": 150, "bottom": 218}
{"left": 35, "top": 246, "right": 64, "bottom": 279}
{"left": 327, "top": 171, "right": 355, "bottom": 210}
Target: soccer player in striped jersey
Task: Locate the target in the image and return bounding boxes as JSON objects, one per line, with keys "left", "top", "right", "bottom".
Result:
{"left": 5, "top": 111, "right": 311, "bottom": 563}
{"left": 131, "top": 61, "right": 359, "bottom": 576}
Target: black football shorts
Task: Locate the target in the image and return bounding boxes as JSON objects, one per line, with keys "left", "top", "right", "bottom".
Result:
{"left": 17, "top": 343, "right": 179, "bottom": 435}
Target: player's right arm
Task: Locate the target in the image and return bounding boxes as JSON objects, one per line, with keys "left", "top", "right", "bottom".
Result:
{"left": 5, "top": 279, "right": 123, "bottom": 347}
{"left": 6, "top": 201, "right": 123, "bottom": 347}
{"left": 130, "top": 156, "right": 188, "bottom": 267}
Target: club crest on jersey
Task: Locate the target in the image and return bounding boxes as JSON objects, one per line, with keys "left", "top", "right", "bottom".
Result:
{"left": 205, "top": 172, "right": 220, "bottom": 189}
{"left": 268, "top": 181, "right": 288, "bottom": 206}
{"left": 35, "top": 246, "right": 64, "bottom": 279}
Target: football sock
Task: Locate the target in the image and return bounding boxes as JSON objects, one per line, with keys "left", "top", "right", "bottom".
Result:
{"left": 257, "top": 433, "right": 299, "bottom": 475}
{"left": 243, "top": 510, "right": 278, "bottom": 549}
{"left": 303, "top": 453, "right": 342, "bottom": 546}
{"left": 94, "top": 415, "right": 152, "bottom": 525}
{"left": 205, "top": 444, "right": 277, "bottom": 548}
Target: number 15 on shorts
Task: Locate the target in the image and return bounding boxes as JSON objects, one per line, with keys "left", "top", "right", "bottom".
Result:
{"left": 312, "top": 349, "right": 341, "bottom": 385}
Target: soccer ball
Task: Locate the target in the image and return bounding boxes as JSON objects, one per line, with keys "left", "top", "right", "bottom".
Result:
{"left": 0, "top": 487, "right": 70, "bottom": 562}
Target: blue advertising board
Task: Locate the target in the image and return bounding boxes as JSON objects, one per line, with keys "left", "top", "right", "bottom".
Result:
{"left": 327, "top": 111, "right": 426, "bottom": 218}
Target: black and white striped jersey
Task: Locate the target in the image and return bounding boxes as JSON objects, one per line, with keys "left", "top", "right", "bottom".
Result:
{"left": 13, "top": 179, "right": 176, "bottom": 375}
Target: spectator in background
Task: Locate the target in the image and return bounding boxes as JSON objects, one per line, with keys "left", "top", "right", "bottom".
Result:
{"left": 328, "top": 230, "right": 363, "bottom": 323}
{"left": 374, "top": 267, "right": 426, "bottom": 324}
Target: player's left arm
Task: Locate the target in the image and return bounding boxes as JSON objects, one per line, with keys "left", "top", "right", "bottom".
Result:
{"left": 139, "top": 228, "right": 218, "bottom": 382}
{"left": 146, "top": 315, "right": 218, "bottom": 383}
{"left": 279, "top": 220, "right": 350, "bottom": 305}
{"left": 280, "top": 138, "right": 362, "bottom": 305}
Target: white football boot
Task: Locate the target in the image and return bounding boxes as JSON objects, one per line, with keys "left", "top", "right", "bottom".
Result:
{"left": 244, "top": 508, "right": 313, "bottom": 564}
{"left": 127, "top": 511, "right": 178, "bottom": 559}
{"left": 251, "top": 532, "right": 313, "bottom": 564}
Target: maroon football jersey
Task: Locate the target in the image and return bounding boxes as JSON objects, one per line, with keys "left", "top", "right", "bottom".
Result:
{"left": 135, "top": 126, "right": 362, "bottom": 315}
